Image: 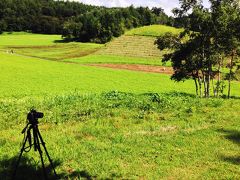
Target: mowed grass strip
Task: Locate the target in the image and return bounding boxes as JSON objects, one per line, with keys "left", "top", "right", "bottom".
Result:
{"left": 65, "top": 54, "right": 169, "bottom": 66}
{"left": 125, "top": 25, "right": 183, "bottom": 37}
{"left": 7, "top": 43, "right": 103, "bottom": 60}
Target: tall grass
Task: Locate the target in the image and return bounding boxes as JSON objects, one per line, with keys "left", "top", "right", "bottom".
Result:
{"left": 0, "top": 91, "right": 226, "bottom": 129}
{"left": 1, "top": 91, "right": 240, "bottom": 179}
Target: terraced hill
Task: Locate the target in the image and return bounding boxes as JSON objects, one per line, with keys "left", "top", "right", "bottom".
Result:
{"left": 96, "top": 35, "right": 166, "bottom": 59}
{"left": 96, "top": 25, "right": 181, "bottom": 59}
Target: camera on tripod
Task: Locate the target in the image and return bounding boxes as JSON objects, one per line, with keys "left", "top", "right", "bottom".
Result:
{"left": 13, "top": 109, "right": 57, "bottom": 179}
{"left": 27, "top": 109, "right": 44, "bottom": 125}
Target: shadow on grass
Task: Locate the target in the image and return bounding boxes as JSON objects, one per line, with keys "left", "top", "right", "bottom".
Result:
{"left": 222, "top": 156, "right": 240, "bottom": 165}
{"left": 218, "top": 129, "right": 240, "bottom": 145}
{"left": 54, "top": 38, "right": 85, "bottom": 44}
{"left": 162, "top": 91, "right": 197, "bottom": 98}
{"left": 0, "top": 156, "right": 96, "bottom": 180}
{"left": 218, "top": 129, "right": 240, "bottom": 165}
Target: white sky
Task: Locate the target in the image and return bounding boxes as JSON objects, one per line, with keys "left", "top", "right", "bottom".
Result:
{"left": 70, "top": 0, "right": 211, "bottom": 16}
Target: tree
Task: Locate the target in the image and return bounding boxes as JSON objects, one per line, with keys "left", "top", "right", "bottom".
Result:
{"left": 156, "top": 4, "right": 217, "bottom": 97}
{"left": 210, "top": 0, "right": 240, "bottom": 98}
{"left": 156, "top": 0, "right": 240, "bottom": 98}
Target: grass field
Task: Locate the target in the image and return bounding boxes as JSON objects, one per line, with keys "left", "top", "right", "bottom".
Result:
{"left": 0, "top": 29, "right": 170, "bottom": 66}
{"left": 0, "top": 32, "right": 62, "bottom": 47}
{"left": 0, "top": 27, "right": 240, "bottom": 179}
{"left": 0, "top": 51, "right": 196, "bottom": 98}
{"left": 0, "top": 32, "right": 103, "bottom": 61}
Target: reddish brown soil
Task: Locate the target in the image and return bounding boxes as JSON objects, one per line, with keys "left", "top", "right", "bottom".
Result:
{"left": 88, "top": 63, "right": 173, "bottom": 75}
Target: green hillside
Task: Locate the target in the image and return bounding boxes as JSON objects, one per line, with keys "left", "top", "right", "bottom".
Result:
{"left": 125, "top": 25, "right": 183, "bottom": 37}
{"left": 93, "top": 25, "right": 179, "bottom": 62}
{"left": 96, "top": 35, "right": 166, "bottom": 59}
{"left": 0, "top": 26, "right": 178, "bottom": 66}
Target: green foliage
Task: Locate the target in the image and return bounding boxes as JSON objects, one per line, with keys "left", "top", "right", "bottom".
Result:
{"left": 0, "top": 0, "right": 169, "bottom": 43}
{"left": 62, "top": 7, "right": 158, "bottom": 43}
{"left": 0, "top": 0, "right": 94, "bottom": 34}
{"left": 156, "top": 1, "right": 240, "bottom": 98}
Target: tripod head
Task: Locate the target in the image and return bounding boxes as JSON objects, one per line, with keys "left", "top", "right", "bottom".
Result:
{"left": 27, "top": 109, "right": 44, "bottom": 125}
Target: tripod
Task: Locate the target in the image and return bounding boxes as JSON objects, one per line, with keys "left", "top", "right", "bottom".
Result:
{"left": 12, "top": 121, "right": 57, "bottom": 180}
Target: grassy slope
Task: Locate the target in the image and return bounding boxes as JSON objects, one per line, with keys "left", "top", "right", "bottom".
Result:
{"left": 125, "top": 25, "right": 183, "bottom": 37}
{"left": 95, "top": 35, "right": 164, "bottom": 59}
{"left": 69, "top": 25, "right": 182, "bottom": 65}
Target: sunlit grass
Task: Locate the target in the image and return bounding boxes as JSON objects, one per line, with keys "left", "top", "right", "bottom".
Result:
{"left": 0, "top": 32, "right": 62, "bottom": 47}
{"left": 0, "top": 92, "right": 240, "bottom": 179}
{"left": 125, "top": 25, "right": 183, "bottom": 37}
{"left": 0, "top": 29, "right": 240, "bottom": 179}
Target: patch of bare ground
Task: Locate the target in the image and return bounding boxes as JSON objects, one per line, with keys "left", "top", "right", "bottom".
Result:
{"left": 88, "top": 63, "right": 173, "bottom": 75}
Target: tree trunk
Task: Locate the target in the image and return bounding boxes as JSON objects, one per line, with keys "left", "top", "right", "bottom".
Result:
{"left": 206, "top": 57, "right": 212, "bottom": 98}
{"left": 228, "top": 50, "right": 235, "bottom": 99}
{"left": 203, "top": 72, "right": 207, "bottom": 97}
{"left": 198, "top": 76, "right": 203, "bottom": 98}
{"left": 194, "top": 77, "right": 198, "bottom": 96}
{"left": 216, "top": 57, "right": 221, "bottom": 97}
{"left": 212, "top": 78, "right": 216, "bottom": 97}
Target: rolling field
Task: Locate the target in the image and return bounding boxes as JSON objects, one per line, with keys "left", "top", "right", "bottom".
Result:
{"left": 0, "top": 27, "right": 240, "bottom": 179}
{"left": 0, "top": 51, "right": 195, "bottom": 98}
{"left": 0, "top": 32, "right": 103, "bottom": 61}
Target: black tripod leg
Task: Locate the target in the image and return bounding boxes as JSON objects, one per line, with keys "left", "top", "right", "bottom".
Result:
{"left": 12, "top": 135, "right": 28, "bottom": 180}
{"left": 37, "top": 129, "right": 57, "bottom": 177}
{"left": 34, "top": 128, "right": 48, "bottom": 180}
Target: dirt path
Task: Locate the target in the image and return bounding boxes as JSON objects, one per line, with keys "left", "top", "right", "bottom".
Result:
{"left": 88, "top": 63, "right": 173, "bottom": 75}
